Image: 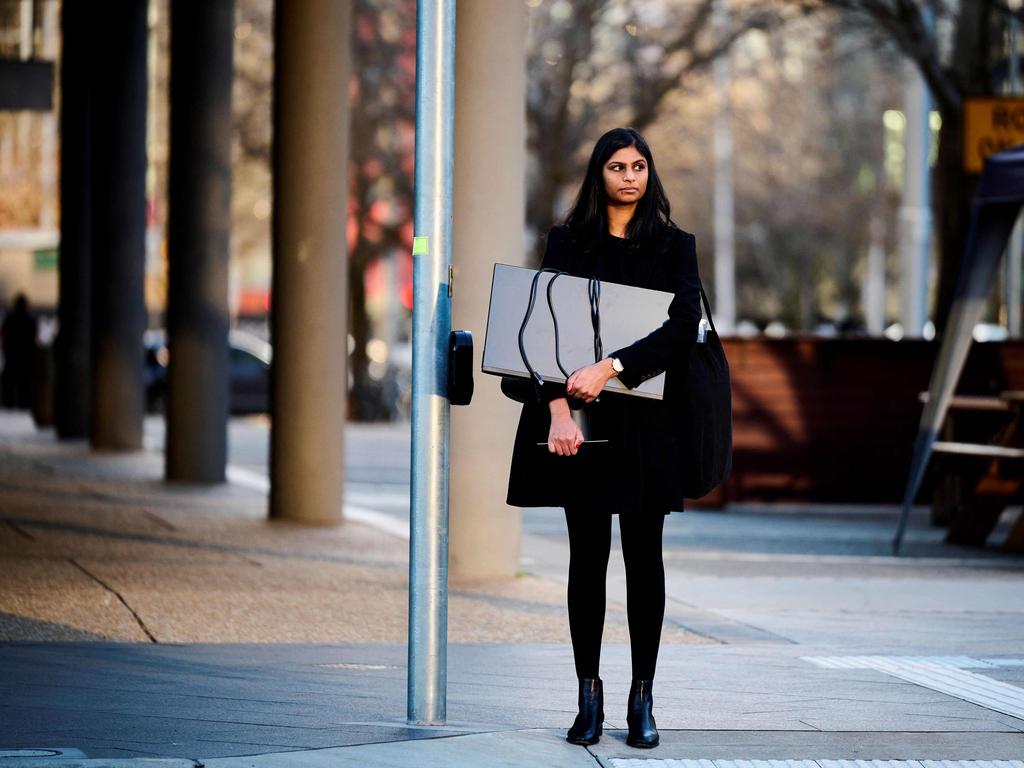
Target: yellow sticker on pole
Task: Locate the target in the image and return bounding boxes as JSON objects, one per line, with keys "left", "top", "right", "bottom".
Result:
{"left": 412, "top": 236, "right": 429, "bottom": 256}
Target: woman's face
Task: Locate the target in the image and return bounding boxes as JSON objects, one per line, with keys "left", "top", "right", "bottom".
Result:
{"left": 602, "top": 145, "right": 648, "bottom": 206}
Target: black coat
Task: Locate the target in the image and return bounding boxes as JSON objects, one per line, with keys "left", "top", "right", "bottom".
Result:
{"left": 505, "top": 223, "right": 702, "bottom": 514}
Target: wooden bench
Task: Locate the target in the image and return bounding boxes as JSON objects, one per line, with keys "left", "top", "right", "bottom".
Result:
{"left": 923, "top": 391, "right": 1024, "bottom": 550}
{"left": 933, "top": 441, "right": 1024, "bottom": 459}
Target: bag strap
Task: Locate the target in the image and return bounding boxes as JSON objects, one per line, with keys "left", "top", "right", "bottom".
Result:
{"left": 698, "top": 278, "right": 717, "bottom": 336}
{"left": 661, "top": 229, "right": 716, "bottom": 338}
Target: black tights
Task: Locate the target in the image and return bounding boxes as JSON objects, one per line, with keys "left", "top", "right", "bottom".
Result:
{"left": 564, "top": 507, "right": 666, "bottom": 681}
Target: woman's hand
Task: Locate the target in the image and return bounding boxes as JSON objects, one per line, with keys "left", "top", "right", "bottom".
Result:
{"left": 548, "top": 399, "right": 584, "bottom": 456}
{"left": 566, "top": 359, "right": 617, "bottom": 403}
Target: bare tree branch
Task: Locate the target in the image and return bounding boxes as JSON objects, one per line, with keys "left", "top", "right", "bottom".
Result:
{"left": 806, "top": 0, "right": 960, "bottom": 109}
{"left": 632, "top": 2, "right": 800, "bottom": 129}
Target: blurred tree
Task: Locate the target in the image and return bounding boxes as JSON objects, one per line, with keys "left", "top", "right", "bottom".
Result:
{"left": 348, "top": 0, "right": 416, "bottom": 420}
{"left": 800, "top": 0, "right": 1021, "bottom": 330}
{"left": 525, "top": 0, "right": 801, "bottom": 260}
{"left": 232, "top": 0, "right": 274, "bottom": 294}
{"left": 0, "top": 1, "right": 43, "bottom": 230}
{"left": 724, "top": 11, "right": 902, "bottom": 330}
{"left": 232, "top": 0, "right": 415, "bottom": 420}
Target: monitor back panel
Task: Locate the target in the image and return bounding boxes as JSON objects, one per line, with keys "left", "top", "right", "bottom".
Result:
{"left": 481, "top": 263, "right": 672, "bottom": 400}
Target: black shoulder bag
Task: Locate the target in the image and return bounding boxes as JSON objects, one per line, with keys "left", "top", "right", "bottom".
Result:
{"left": 681, "top": 278, "right": 733, "bottom": 499}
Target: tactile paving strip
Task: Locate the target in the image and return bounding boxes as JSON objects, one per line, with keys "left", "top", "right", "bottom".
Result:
{"left": 802, "top": 656, "right": 1024, "bottom": 721}
{"left": 610, "top": 761, "right": 1024, "bottom": 768}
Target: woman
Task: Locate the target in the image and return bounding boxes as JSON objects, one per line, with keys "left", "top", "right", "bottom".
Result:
{"left": 505, "top": 127, "right": 702, "bottom": 749}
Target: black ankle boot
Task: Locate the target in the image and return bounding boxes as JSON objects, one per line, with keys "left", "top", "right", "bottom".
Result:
{"left": 566, "top": 677, "right": 603, "bottom": 745}
{"left": 626, "top": 678, "right": 659, "bottom": 748}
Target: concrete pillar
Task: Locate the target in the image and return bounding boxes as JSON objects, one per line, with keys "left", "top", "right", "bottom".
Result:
{"left": 55, "top": 0, "right": 93, "bottom": 439}
{"left": 165, "top": 0, "right": 234, "bottom": 483}
{"left": 450, "top": 0, "right": 527, "bottom": 580}
{"left": 89, "top": 0, "right": 148, "bottom": 451}
{"left": 269, "top": 0, "right": 351, "bottom": 523}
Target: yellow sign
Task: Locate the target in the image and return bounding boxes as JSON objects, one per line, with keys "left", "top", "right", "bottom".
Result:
{"left": 963, "top": 97, "right": 1024, "bottom": 173}
{"left": 412, "top": 236, "right": 429, "bottom": 256}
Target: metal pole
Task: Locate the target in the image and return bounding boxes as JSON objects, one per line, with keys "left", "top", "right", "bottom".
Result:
{"left": 408, "top": 0, "right": 455, "bottom": 726}
{"left": 898, "top": 9, "right": 933, "bottom": 338}
{"left": 865, "top": 213, "right": 887, "bottom": 335}
{"left": 898, "top": 87, "right": 932, "bottom": 337}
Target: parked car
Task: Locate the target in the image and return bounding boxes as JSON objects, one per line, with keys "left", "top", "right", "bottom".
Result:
{"left": 144, "top": 329, "right": 271, "bottom": 415}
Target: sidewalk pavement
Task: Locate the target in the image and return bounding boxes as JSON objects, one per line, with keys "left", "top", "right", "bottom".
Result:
{"left": 0, "top": 412, "right": 706, "bottom": 646}
{"left": 1, "top": 411, "right": 1023, "bottom": 767}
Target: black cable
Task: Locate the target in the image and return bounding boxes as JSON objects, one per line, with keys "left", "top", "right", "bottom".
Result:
{"left": 518, "top": 267, "right": 561, "bottom": 388}
{"left": 519, "top": 267, "right": 604, "bottom": 395}
{"left": 586, "top": 277, "right": 603, "bottom": 405}
{"left": 547, "top": 272, "right": 571, "bottom": 379}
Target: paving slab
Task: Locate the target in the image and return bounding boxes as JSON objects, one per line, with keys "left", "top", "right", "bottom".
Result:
{"left": 202, "top": 729, "right": 598, "bottom": 768}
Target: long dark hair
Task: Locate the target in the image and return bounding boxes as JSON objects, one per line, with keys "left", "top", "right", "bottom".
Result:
{"left": 564, "top": 127, "right": 674, "bottom": 245}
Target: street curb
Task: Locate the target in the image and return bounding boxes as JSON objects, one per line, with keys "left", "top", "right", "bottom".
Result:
{"left": 0, "top": 759, "right": 200, "bottom": 768}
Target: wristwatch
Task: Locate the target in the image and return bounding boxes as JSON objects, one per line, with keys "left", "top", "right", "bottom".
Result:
{"left": 610, "top": 357, "right": 624, "bottom": 374}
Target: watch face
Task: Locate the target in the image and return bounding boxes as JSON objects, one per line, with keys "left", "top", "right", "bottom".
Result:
{"left": 612, "top": 358, "right": 623, "bottom": 373}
